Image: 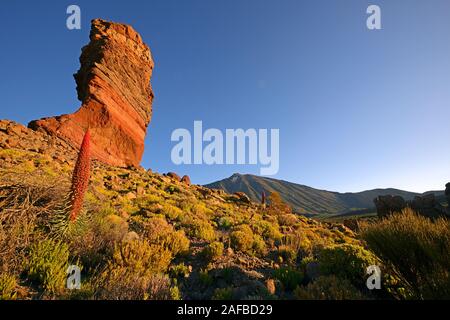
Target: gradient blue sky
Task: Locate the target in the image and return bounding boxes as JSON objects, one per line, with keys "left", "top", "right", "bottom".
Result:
{"left": 1, "top": 0, "right": 449, "bottom": 192}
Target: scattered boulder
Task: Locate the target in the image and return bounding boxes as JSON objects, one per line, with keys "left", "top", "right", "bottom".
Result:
{"left": 446, "top": 183, "right": 450, "bottom": 202}
{"left": 125, "top": 191, "right": 137, "bottom": 200}
{"left": 233, "top": 192, "right": 251, "bottom": 204}
{"left": 166, "top": 172, "right": 181, "bottom": 181}
{"left": 225, "top": 192, "right": 253, "bottom": 204}
{"left": 225, "top": 247, "right": 234, "bottom": 257}
{"left": 374, "top": 187, "right": 449, "bottom": 219}
{"left": 265, "top": 279, "right": 276, "bottom": 295}
{"left": 123, "top": 231, "right": 140, "bottom": 242}
{"left": 180, "top": 175, "right": 191, "bottom": 186}
{"left": 136, "top": 185, "right": 145, "bottom": 196}
{"left": 28, "top": 19, "right": 154, "bottom": 168}
{"left": 411, "top": 194, "right": 446, "bottom": 218}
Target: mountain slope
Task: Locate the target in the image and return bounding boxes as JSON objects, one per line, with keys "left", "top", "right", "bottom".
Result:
{"left": 205, "top": 173, "right": 444, "bottom": 215}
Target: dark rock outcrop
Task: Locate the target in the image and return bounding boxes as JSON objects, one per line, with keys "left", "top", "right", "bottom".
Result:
{"left": 446, "top": 183, "right": 450, "bottom": 202}
{"left": 374, "top": 188, "right": 448, "bottom": 219}
{"left": 29, "top": 19, "right": 154, "bottom": 167}
{"left": 374, "top": 195, "right": 407, "bottom": 217}
{"left": 233, "top": 192, "right": 251, "bottom": 204}
{"left": 410, "top": 194, "right": 446, "bottom": 218}
{"left": 166, "top": 172, "right": 181, "bottom": 181}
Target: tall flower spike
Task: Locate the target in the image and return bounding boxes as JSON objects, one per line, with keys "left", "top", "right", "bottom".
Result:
{"left": 69, "top": 129, "right": 91, "bottom": 222}
{"left": 261, "top": 191, "right": 266, "bottom": 206}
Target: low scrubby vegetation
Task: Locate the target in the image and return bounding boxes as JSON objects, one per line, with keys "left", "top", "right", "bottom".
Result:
{"left": 0, "top": 147, "right": 448, "bottom": 300}
{"left": 360, "top": 208, "right": 450, "bottom": 299}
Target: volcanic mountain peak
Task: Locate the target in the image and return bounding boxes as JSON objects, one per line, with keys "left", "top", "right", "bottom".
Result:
{"left": 206, "top": 173, "right": 446, "bottom": 216}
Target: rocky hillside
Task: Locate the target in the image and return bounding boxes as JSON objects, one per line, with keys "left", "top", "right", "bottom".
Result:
{"left": 0, "top": 119, "right": 368, "bottom": 300}
{"left": 206, "top": 173, "right": 445, "bottom": 215}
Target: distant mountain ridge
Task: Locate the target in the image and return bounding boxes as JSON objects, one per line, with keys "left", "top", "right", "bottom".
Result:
{"left": 205, "top": 173, "right": 445, "bottom": 215}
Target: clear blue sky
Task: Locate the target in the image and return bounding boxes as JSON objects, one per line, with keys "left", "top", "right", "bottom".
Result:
{"left": 1, "top": 0, "right": 449, "bottom": 192}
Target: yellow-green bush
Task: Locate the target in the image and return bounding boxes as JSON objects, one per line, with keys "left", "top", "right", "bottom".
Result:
{"left": 278, "top": 214, "right": 298, "bottom": 226}
{"left": 94, "top": 268, "right": 179, "bottom": 300}
{"left": 254, "top": 220, "right": 283, "bottom": 242}
{"left": 212, "top": 287, "right": 234, "bottom": 300}
{"left": 92, "top": 238, "right": 176, "bottom": 298}
{"left": 360, "top": 209, "right": 450, "bottom": 299}
{"left": 112, "top": 240, "right": 172, "bottom": 275}
{"left": 26, "top": 239, "right": 69, "bottom": 294}
{"left": 71, "top": 213, "right": 128, "bottom": 267}
{"left": 199, "top": 269, "right": 214, "bottom": 287}
{"left": 184, "top": 219, "right": 216, "bottom": 242}
{"left": 162, "top": 203, "right": 183, "bottom": 221}
{"left": 273, "top": 266, "right": 304, "bottom": 291}
{"left": 217, "top": 216, "right": 233, "bottom": 230}
{"left": 294, "top": 275, "right": 365, "bottom": 300}
{"left": 203, "top": 241, "right": 224, "bottom": 261}
{"left": 169, "top": 263, "right": 191, "bottom": 279}
{"left": 252, "top": 234, "right": 267, "bottom": 256}
{"left": 317, "top": 243, "right": 378, "bottom": 286}
{"left": 0, "top": 273, "right": 17, "bottom": 300}
{"left": 277, "top": 245, "right": 298, "bottom": 264}
{"left": 97, "top": 214, "right": 129, "bottom": 242}
{"left": 144, "top": 217, "right": 190, "bottom": 256}
{"left": 230, "top": 224, "right": 254, "bottom": 253}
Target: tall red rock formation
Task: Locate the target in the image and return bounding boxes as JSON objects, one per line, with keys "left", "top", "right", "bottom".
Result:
{"left": 29, "top": 19, "right": 154, "bottom": 167}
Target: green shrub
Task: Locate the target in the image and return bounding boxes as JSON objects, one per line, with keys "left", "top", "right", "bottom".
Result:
{"left": 169, "top": 263, "right": 191, "bottom": 279}
{"left": 185, "top": 219, "right": 216, "bottom": 242}
{"left": 218, "top": 217, "right": 233, "bottom": 230}
{"left": 318, "top": 243, "right": 378, "bottom": 286}
{"left": 97, "top": 214, "right": 129, "bottom": 243}
{"left": 144, "top": 217, "right": 190, "bottom": 256}
{"left": 277, "top": 245, "right": 298, "bottom": 264}
{"left": 203, "top": 242, "right": 224, "bottom": 261}
{"left": 94, "top": 269, "right": 179, "bottom": 300}
{"left": 273, "top": 266, "right": 304, "bottom": 291}
{"left": 252, "top": 234, "right": 267, "bottom": 256}
{"left": 294, "top": 276, "right": 365, "bottom": 300}
{"left": 277, "top": 214, "right": 298, "bottom": 226}
{"left": 26, "top": 239, "right": 69, "bottom": 294}
{"left": 199, "top": 269, "right": 214, "bottom": 287}
{"left": 162, "top": 203, "right": 183, "bottom": 221}
{"left": 0, "top": 273, "right": 17, "bottom": 300}
{"left": 212, "top": 287, "right": 234, "bottom": 300}
{"left": 93, "top": 240, "right": 176, "bottom": 299}
{"left": 360, "top": 209, "right": 450, "bottom": 299}
{"left": 230, "top": 224, "right": 254, "bottom": 253}
{"left": 112, "top": 240, "right": 172, "bottom": 275}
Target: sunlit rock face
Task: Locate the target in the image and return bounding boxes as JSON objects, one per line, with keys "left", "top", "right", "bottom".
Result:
{"left": 29, "top": 19, "right": 154, "bottom": 167}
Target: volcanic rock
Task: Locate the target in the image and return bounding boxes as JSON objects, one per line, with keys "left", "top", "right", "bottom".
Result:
{"left": 180, "top": 175, "right": 191, "bottom": 186}
{"left": 166, "top": 172, "right": 181, "bottom": 181}
{"left": 28, "top": 19, "right": 154, "bottom": 167}
{"left": 446, "top": 183, "right": 450, "bottom": 202}
{"left": 374, "top": 195, "right": 406, "bottom": 217}
{"left": 374, "top": 191, "right": 448, "bottom": 219}
{"left": 233, "top": 192, "right": 251, "bottom": 204}
{"left": 410, "top": 194, "right": 447, "bottom": 218}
